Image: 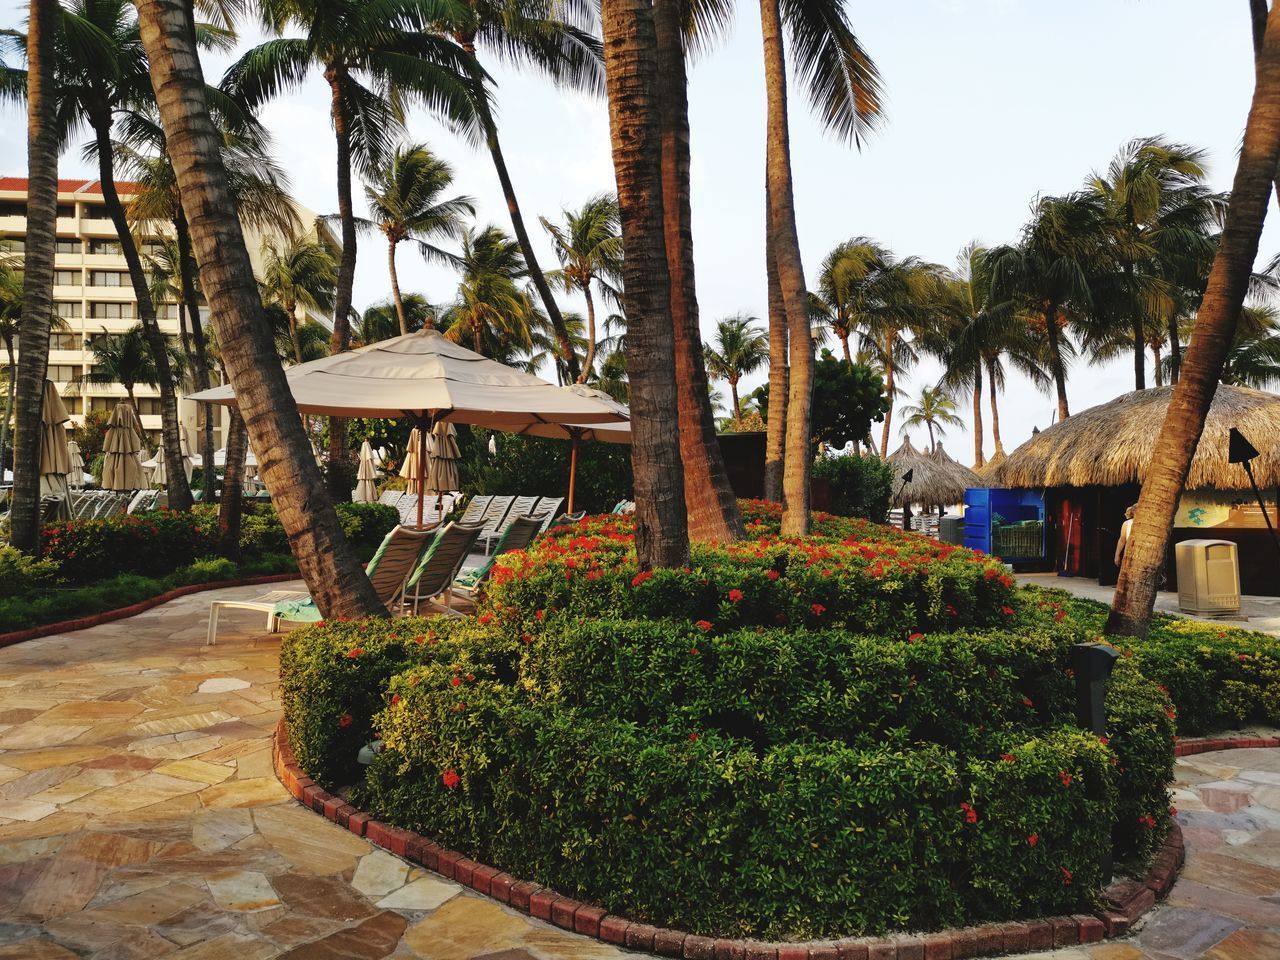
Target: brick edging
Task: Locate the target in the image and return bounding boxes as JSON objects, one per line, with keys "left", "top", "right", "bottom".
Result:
{"left": 268, "top": 722, "right": 1238, "bottom": 959}
{"left": 0, "top": 571, "right": 299, "bottom": 649}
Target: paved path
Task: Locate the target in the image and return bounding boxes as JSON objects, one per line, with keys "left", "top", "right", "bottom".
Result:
{"left": 0, "top": 585, "right": 1276, "bottom": 959}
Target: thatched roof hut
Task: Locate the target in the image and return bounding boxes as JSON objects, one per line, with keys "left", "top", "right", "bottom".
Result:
{"left": 976, "top": 449, "right": 1006, "bottom": 477}
{"left": 931, "top": 444, "right": 983, "bottom": 493}
{"left": 887, "top": 439, "right": 975, "bottom": 507}
{"left": 990, "top": 384, "right": 1280, "bottom": 490}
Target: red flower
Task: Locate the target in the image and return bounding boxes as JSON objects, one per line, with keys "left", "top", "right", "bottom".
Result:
{"left": 391, "top": 695, "right": 401, "bottom": 707}
{"left": 1061, "top": 867, "right": 1073, "bottom": 885}
{"left": 959, "top": 802, "right": 977, "bottom": 824}
{"left": 1027, "top": 833, "right": 1038, "bottom": 847}
{"left": 695, "top": 620, "right": 713, "bottom": 632}
{"left": 688, "top": 733, "right": 699, "bottom": 742}
{"left": 1001, "top": 605, "right": 1015, "bottom": 616}
{"left": 442, "top": 769, "right": 460, "bottom": 790}
{"left": 1098, "top": 735, "right": 1110, "bottom": 746}
{"left": 521, "top": 633, "right": 534, "bottom": 644}
{"left": 631, "top": 571, "right": 654, "bottom": 588}
{"left": 465, "top": 673, "right": 475, "bottom": 682}
{"left": 907, "top": 633, "right": 924, "bottom": 643}
{"left": 1054, "top": 610, "right": 1067, "bottom": 622}
{"left": 1169, "top": 805, "right": 1178, "bottom": 817}
{"left": 1059, "top": 771, "right": 1073, "bottom": 788}
{"left": 451, "top": 676, "right": 462, "bottom": 687}
{"left": 478, "top": 612, "right": 493, "bottom": 625}
{"left": 534, "top": 609, "right": 545, "bottom": 621}
{"left": 728, "top": 589, "right": 744, "bottom": 604}
{"left": 810, "top": 603, "right": 827, "bottom": 617}
{"left": 1165, "top": 706, "right": 1177, "bottom": 720}
{"left": 338, "top": 712, "right": 353, "bottom": 728}
{"left": 414, "top": 635, "right": 426, "bottom": 645}
{"left": 1001, "top": 753, "right": 1015, "bottom": 763}
{"left": 1138, "top": 814, "right": 1157, "bottom": 829}
{"left": 1022, "top": 697, "right": 1034, "bottom": 708}
{"left": 689, "top": 647, "right": 699, "bottom": 655}
{"left": 766, "top": 570, "right": 780, "bottom": 581}
{"left": 1239, "top": 654, "right": 1249, "bottom": 662}
{"left": 346, "top": 647, "right": 363, "bottom": 659}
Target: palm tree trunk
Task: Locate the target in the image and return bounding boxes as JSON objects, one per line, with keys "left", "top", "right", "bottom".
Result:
{"left": 987, "top": 357, "right": 1005, "bottom": 456}
{"left": 601, "top": 0, "right": 690, "bottom": 568}
{"left": 2, "top": 345, "right": 16, "bottom": 479}
{"left": 127, "top": 386, "right": 138, "bottom": 416}
{"left": 1044, "top": 302, "right": 1070, "bottom": 420}
{"left": 1132, "top": 320, "right": 1146, "bottom": 390}
{"left": 218, "top": 407, "right": 247, "bottom": 558}
{"left": 761, "top": 0, "right": 813, "bottom": 535}
{"left": 91, "top": 117, "right": 193, "bottom": 511}
{"left": 926, "top": 422, "right": 935, "bottom": 453}
{"left": 1108, "top": 0, "right": 1280, "bottom": 637}
{"left": 840, "top": 332, "right": 852, "bottom": 364}
{"left": 879, "top": 350, "right": 895, "bottom": 458}
{"left": 1152, "top": 342, "right": 1163, "bottom": 387}
{"left": 9, "top": 0, "right": 57, "bottom": 552}
{"left": 136, "top": 0, "right": 385, "bottom": 619}
{"left": 730, "top": 377, "right": 742, "bottom": 429}
{"left": 1168, "top": 317, "right": 1182, "bottom": 383}
{"left": 581, "top": 286, "right": 598, "bottom": 381}
{"left": 763, "top": 188, "right": 788, "bottom": 502}
{"left": 325, "top": 66, "right": 355, "bottom": 499}
{"left": 653, "top": 0, "right": 745, "bottom": 543}
{"left": 972, "top": 360, "right": 984, "bottom": 468}
{"left": 287, "top": 301, "right": 303, "bottom": 365}
{"left": 176, "top": 210, "right": 216, "bottom": 505}
{"left": 388, "top": 238, "right": 408, "bottom": 336}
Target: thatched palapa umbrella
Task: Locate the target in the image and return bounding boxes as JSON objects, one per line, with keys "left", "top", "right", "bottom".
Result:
{"left": 929, "top": 445, "right": 982, "bottom": 500}
{"left": 102, "top": 401, "right": 146, "bottom": 491}
{"left": 990, "top": 384, "right": 1280, "bottom": 490}
{"left": 887, "top": 439, "right": 972, "bottom": 508}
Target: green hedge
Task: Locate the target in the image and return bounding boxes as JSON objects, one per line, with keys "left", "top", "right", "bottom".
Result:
{"left": 812, "top": 453, "right": 894, "bottom": 522}
{"left": 42, "top": 511, "right": 214, "bottom": 584}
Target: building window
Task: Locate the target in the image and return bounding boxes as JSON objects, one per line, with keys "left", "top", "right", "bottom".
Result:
{"left": 155, "top": 303, "right": 181, "bottom": 321}
{"left": 0, "top": 202, "right": 25, "bottom": 217}
{"left": 46, "top": 364, "right": 82, "bottom": 383}
{"left": 83, "top": 204, "right": 113, "bottom": 221}
{"left": 54, "top": 301, "right": 81, "bottom": 319}
{"left": 56, "top": 204, "right": 74, "bottom": 219}
{"left": 89, "top": 270, "right": 129, "bottom": 287}
{"left": 88, "top": 239, "right": 122, "bottom": 255}
{"left": 138, "top": 240, "right": 167, "bottom": 257}
{"left": 136, "top": 398, "right": 162, "bottom": 416}
{"left": 54, "top": 270, "right": 79, "bottom": 286}
{"left": 89, "top": 302, "right": 135, "bottom": 319}
{"left": 62, "top": 396, "right": 82, "bottom": 414}
{"left": 55, "top": 238, "right": 80, "bottom": 253}
{"left": 0, "top": 237, "right": 24, "bottom": 253}
{"left": 49, "top": 333, "right": 80, "bottom": 351}
{"left": 89, "top": 396, "right": 115, "bottom": 412}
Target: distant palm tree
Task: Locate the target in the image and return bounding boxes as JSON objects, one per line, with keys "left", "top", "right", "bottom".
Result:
{"left": 704, "top": 313, "right": 769, "bottom": 429}
{"left": 898, "top": 386, "right": 963, "bottom": 453}
{"left": 361, "top": 143, "right": 474, "bottom": 335}
{"left": 357, "top": 294, "right": 436, "bottom": 345}
{"left": 260, "top": 236, "right": 338, "bottom": 364}
{"left": 0, "top": 258, "right": 23, "bottom": 471}
{"left": 439, "top": 226, "right": 536, "bottom": 354}
{"left": 78, "top": 325, "right": 181, "bottom": 414}
{"left": 540, "top": 193, "right": 623, "bottom": 381}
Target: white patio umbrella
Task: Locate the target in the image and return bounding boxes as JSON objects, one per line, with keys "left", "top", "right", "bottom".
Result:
{"left": 67, "top": 439, "right": 85, "bottom": 489}
{"left": 354, "top": 440, "right": 378, "bottom": 503}
{"left": 513, "top": 384, "right": 631, "bottom": 513}
{"left": 38, "top": 381, "right": 73, "bottom": 514}
{"left": 188, "top": 328, "right": 626, "bottom": 528}
{"left": 101, "top": 401, "right": 146, "bottom": 491}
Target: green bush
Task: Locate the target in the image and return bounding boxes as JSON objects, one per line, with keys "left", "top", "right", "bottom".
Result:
{"left": 336, "top": 502, "right": 400, "bottom": 557}
{"left": 193, "top": 501, "right": 399, "bottom": 563}
{"left": 0, "top": 545, "right": 62, "bottom": 597}
{"left": 41, "top": 511, "right": 213, "bottom": 584}
{"left": 813, "top": 453, "right": 894, "bottom": 522}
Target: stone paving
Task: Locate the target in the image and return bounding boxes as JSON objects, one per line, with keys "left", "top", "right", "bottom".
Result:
{"left": 0, "top": 583, "right": 1276, "bottom": 959}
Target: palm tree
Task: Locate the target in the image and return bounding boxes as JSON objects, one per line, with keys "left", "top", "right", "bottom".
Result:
{"left": 362, "top": 143, "right": 474, "bottom": 336}
{"left": 599, "top": 0, "right": 689, "bottom": 567}
{"left": 815, "top": 238, "right": 895, "bottom": 363}
{"left": 758, "top": 0, "right": 883, "bottom": 535}
{"left": 540, "top": 193, "right": 623, "bottom": 380}
{"left": 0, "top": 258, "right": 23, "bottom": 474}
{"left": 1109, "top": 3, "right": 1280, "bottom": 637}
{"left": 134, "top": 0, "right": 386, "bottom": 618}
{"left": 438, "top": 226, "right": 536, "bottom": 354}
{"left": 357, "top": 294, "right": 436, "bottom": 345}
{"left": 78, "top": 325, "right": 178, "bottom": 414}
{"left": 1086, "top": 137, "right": 1225, "bottom": 390}
{"left": 704, "top": 314, "right": 769, "bottom": 429}
{"left": 259, "top": 236, "right": 339, "bottom": 364}
{"left": 897, "top": 386, "right": 963, "bottom": 453}
{"left": 7, "top": 0, "right": 57, "bottom": 551}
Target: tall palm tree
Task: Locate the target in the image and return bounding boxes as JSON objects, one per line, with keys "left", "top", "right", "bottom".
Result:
{"left": 988, "top": 192, "right": 1107, "bottom": 423}
{"left": 815, "top": 238, "right": 894, "bottom": 363}
{"left": 357, "top": 294, "right": 436, "bottom": 345}
{"left": 897, "top": 385, "right": 962, "bottom": 453}
{"left": 135, "top": 0, "right": 386, "bottom": 618}
{"left": 259, "top": 236, "right": 338, "bottom": 364}
{"left": 78, "top": 324, "right": 178, "bottom": 414}
{"left": 438, "top": 226, "right": 536, "bottom": 354}
{"left": 704, "top": 313, "right": 769, "bottom": 429}
{"left": 540, "top": 193, "right": 623, "bottom": 381}
{"left": 758, "top": 0, "right": 883, "bottom": 534}
{"left": 1087, "top": 136, "right": 1225, "bottom": 390}
{"left": 226, "top": 0, "right": 482, "bottom": 485}
{"left": 1110, "top": 2, "right": 1280, "bottom": 637}
{"left": 4, "top": 0, "right": 56, "bottom": 550}
{"left": 599, "top": 0, "right": 689, "bottom": 568}
{"left": 362, "top": 142, "right": 474, "bottom": 336}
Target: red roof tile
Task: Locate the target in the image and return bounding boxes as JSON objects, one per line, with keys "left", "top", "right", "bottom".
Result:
{"left": 0, "top": 177, "right": 140, "bottom": 196}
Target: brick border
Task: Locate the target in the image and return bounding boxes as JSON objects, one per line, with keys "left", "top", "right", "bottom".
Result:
{"left": 268, "top": 724, "right": 1267, "bottom": 959}
{"left": 0, "top": 571, "right": 299, "bottom": 649}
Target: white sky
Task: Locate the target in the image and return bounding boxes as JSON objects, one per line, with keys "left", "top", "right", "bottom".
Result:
{"left": 0, "top": 0, "right": 1271, "bottom": 467}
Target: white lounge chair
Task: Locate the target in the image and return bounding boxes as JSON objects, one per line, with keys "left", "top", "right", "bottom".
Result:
{"left": 481, "top": 496, "right": 537, "bottom": 554}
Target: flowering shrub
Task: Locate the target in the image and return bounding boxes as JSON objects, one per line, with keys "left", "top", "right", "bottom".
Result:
{"left": 42, "top": 511, "right": 214, "bottom": 583}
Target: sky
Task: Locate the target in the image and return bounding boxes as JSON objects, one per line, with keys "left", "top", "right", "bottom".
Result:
{"left": 0, "top": 0, "right": 1271, "bottom": 467}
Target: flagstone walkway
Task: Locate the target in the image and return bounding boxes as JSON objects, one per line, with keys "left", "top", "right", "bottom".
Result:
{"left": 0, "top": 584, "right": 1277, "bottom": 959}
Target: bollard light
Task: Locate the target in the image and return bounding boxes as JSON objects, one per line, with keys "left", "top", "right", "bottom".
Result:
{"left": 1072, "top": 642, "right": 1120, "bottom": 735}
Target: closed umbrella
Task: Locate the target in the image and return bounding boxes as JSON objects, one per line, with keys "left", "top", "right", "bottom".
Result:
{"left": 102, "top": 401, "right": 146, "bottom": 491}
{"left": 400, "top": 427, "right": 423, "bottom": 497}
{"left": 150, "top": 445, "right": 169, "bottom": 487}
{"left": 38, "top": 381, "right": 72, "bottom": 513}
{"left": 424, "top": 421, "right": 459, "bottom": 517}
{"left": 354, "top": 440, "right": 378, "bottom": 503}
{"left": 67, "top": 439, "right": 85, "bottom": 489}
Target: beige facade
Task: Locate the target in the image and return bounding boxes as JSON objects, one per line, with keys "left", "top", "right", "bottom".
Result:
{"left": 0, "top": 177, "right": 328, "bottom": 447}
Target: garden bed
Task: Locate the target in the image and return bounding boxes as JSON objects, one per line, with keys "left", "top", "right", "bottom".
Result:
{"left": 278, "top": 503, "right": 1207, "bottom": 942}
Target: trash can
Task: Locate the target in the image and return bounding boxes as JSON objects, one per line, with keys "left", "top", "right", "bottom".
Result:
{"left": 1175, "top": 539, "right": 1241, "bottom": 615}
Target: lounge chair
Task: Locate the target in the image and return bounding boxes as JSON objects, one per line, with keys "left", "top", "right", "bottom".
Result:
{"left": 480, "top": 495, "right": 537, "bottom": 554}
{"left": 528, "top": 497, "right": 564, "bottom": 532}
{"left": 548, "top": 510, "right": 587, "bottom": 530}
{"left": 205, "top": 523, "right": 438, "bottom": 645}
{"left": 452, "top": 515, "right": 544, "bottom": 601}
{"left": 458, "top": 495, "right": 493, "bottom": 526}
{"left": 401, "top": 521, "right": 483, "bottom": 615}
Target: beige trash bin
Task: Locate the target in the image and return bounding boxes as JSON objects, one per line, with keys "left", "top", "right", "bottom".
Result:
{"left": 1175, "top": 539, "right": 1241, "bottom": 615}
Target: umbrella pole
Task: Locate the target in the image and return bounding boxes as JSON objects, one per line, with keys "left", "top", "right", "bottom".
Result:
{"left": 568, "top": 431, "right": 580, "bottom": 514}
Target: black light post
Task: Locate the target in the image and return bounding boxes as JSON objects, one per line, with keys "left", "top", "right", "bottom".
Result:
{"left": 1229, "top": 426, "right": 1280, "bottom": 566}
{"left": 897, "top": 468, "right": 914, "bottom": 531}
{"left": 1071, "top": 642, "right": 1120, "bottom": 735}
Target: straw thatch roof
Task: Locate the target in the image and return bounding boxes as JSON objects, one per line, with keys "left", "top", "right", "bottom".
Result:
{"left": 976, "top": 449, "right": 1006, "bottom": 478}
{"left": 887, "top": 439, "right": 977, "bottom": 507}
{"left": 990, "top": 383, "right": 1280, "bottom": 491}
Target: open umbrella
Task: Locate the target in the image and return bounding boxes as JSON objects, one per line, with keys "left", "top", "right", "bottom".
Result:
{"left": 354, "top": 440, "right": 378, "bottom": 503}
{"left": 514, "top": 384, "right": 630, "bottom": 512}
{"left": 101, "top": 401, "right": 146, "bottom": 491}
{"left": 67, "top": 439, "right": 85, "bottom": 489}
{"left": 38, "top": 381, "right": 73, "bottom": 514}
{"left": 188, "top": 328, "right": 626, "bottom": 528}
